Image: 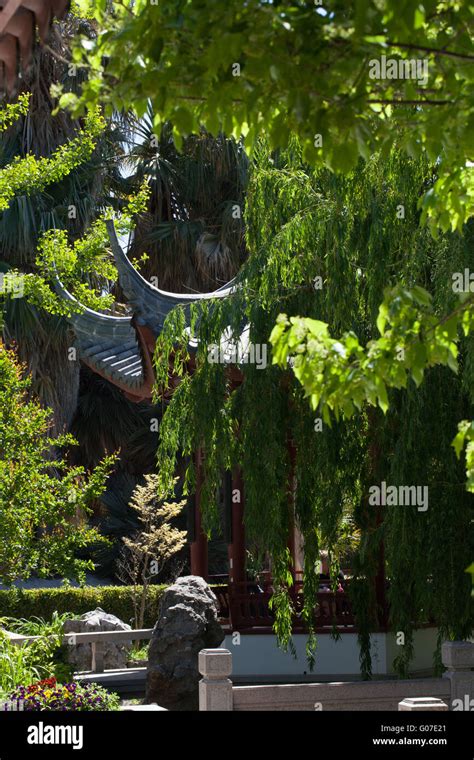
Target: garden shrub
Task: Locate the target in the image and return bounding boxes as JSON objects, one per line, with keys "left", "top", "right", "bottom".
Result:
{"left": 0, "top": 631, "right": 43, "bottom": 695}
{"left": 0, "top": 613, "right": 75, "bottom": 688}
{"left": 0, "top": 586, "right": 166, "bottom": 628}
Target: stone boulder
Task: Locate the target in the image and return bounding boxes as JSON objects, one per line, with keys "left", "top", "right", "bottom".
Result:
{"left": 146, "top": 576, "right": 224, "bottom": 710}
{"left": 63, "top": 608, "right": 132, "bottom": 672}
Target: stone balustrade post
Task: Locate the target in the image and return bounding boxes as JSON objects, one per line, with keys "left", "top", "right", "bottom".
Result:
{"left": 198, "top": 648, "right": 233, "bottom": 711}
{"left": 91, "top": 641, "right": 105, "bottom": 673}
{"left": 398, "top": 698, "right": 448, "bottom": 711}
{"left": 441, "top": 641, "right": 474, "bottom": 711}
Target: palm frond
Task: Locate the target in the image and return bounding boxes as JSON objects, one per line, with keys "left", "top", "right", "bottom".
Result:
{"left": 124, "top": 109, "right": 249, "bottom": 291}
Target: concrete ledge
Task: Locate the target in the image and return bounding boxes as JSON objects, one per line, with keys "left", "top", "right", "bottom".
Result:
{"left": 75, "top": 667, "right": 146, "bottom": 697}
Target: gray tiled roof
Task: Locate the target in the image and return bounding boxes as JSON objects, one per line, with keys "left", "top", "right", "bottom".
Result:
{"left": 55, "top": 221, "right": 237, "bottom": 394}
{"left": 53, "top": 275, "right": 146, "bottom": 392}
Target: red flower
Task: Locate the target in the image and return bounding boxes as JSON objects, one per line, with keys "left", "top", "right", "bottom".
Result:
{"left": 27, "top": 677, "right": 57, "bottom": 693}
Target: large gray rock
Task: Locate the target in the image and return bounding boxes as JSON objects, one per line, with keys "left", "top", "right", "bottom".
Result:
{"left": 145, "top": 576, "right": 224, "bottom": 710}
{"left": 63, "top": 608, "right": 132, "bottom": 672}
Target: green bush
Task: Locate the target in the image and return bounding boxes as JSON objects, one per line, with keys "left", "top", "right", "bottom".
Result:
{"left": 0, "top": 613, "right": 76, "bottom": 688}
{"left": 0, "top": 632, "right": 43, "bottom": 696}
{"left": 0, "top": 586, "right": 166, "bottom": 628}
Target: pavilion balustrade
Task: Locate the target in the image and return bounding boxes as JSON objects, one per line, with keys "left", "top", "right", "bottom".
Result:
{"left": 210, "top": 575, "right": 358, "bottom": 633}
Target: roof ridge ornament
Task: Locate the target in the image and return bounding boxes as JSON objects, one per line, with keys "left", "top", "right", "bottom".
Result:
{"left": 106, "top": 219, "right": 236, "bottom": 300}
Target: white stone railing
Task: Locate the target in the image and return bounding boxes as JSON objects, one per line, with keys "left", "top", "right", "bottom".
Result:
{"left": 198, "top": 641, "right": 474, "bottom": 711}
{"left": 8, "top": 629, "right": 153, "bottom": 673}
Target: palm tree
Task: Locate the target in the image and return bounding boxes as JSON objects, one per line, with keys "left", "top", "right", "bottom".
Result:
{"left": 0, "top": 13, "right": 127, "bottom": 432}
{"left": 124, "top": 108, "right": 249, "bottom": 291}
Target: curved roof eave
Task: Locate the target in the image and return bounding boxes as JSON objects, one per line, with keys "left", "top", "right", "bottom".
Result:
{"left": 53, "top": 272, "right": 137, "bottom": 342}
{"left": 106, "top": 219, "right": 238, "bottom": 334}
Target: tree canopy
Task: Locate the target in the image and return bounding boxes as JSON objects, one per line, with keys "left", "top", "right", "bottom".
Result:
{"left": 65, "top": 0, "right": 474, "bottom": 233}
{"left": 154, "top": 143, "right": 473, "bottom": 674}
{"left": 0, "top": 345, "right": 114, "bottom": 586}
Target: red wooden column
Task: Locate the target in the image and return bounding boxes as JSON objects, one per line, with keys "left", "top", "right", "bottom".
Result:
{"left": 228, "top": 469, "right": 245, "bottom": 584}
{"left": 367, "top": 409, "right": 388, "bottom": 630}
{"left": 375, "top": 513, "right": 388, "bottom": 630}
{"left": 190, "top": 449, "right": 208, "bottom": 580}
{"left": 287, "top": 439, "right": 298, "bottom": 579}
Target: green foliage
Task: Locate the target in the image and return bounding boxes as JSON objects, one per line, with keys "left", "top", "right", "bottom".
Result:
{"left": 453, "top": 420, "right": 474, "bottom": 494}
{"left": 0, "top": 93, "right": 135, "bottom": 324}
{"left": 0, "top": 35, "right": 132, "bottom": 431}
{"left": 153, "top": 143, "right": 473, "bottom": 674}
{"left": 0, "top": 586, "right": 165, "bottom": 629}
{"left": 0, "top": 345, "right": 115, "bottom": 585}
{"left": 0, "top": 129, "right": 150, "bottom": 316}
{"left": 1, "top": 611, "right": 73, "bottom": 639}
{"left": 467, "top": 563, "right": 474, "bottom": 597}
{"left": 64, "top": 1, "right": 474, "bottom": 231}
{"left": 2, "top": 200, "right": 152, "bottom": 315}
{"left": 0, "top": 633, "right": 42, "bottom": 695}
{"left": 271, "top": 287, "right": 472, "bottom": 418}
{"left": 272, "top": 287, "right": 474, "bottom": 522}
{"left": 30, "top": 181, "right": 150, "bottom": 315}
{"left": 0, "top": 613, "right": 72, "bottom": 693}
{"left": 128, "top": 643, "right": 149, "bottom": 662}
{"left": 0, "top": 108, "right": 105, "bottom": 214}
{"left": 0, "top": 95, "right": 30, "bottom": 133}
{"left": 0, "top": 612, "right": 74, "bottom": 688}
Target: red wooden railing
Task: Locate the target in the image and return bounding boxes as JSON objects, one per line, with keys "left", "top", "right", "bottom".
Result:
{"left": 210, "top": 577, "right": 356, "bottom": 633}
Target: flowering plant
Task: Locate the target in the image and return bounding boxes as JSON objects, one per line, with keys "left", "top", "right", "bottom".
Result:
{"left": 4, "top": 679, "right": 120, "bottom": 711}
{"left": 27, "top": 677, "right": 57, "bottom": 693}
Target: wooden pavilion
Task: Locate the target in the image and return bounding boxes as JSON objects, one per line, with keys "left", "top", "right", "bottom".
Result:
{"left": 54, "top": 221, "right": 366, "bottom": 637}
